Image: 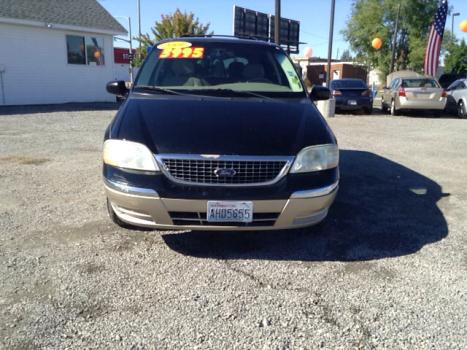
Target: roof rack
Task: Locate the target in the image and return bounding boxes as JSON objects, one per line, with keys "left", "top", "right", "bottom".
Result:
{"left": 179, "top": 34, "right": 267, "bottom": 41}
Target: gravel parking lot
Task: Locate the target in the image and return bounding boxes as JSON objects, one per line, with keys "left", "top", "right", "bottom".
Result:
{"left": 1, "top": 104, "right": 466, "bottom": 349}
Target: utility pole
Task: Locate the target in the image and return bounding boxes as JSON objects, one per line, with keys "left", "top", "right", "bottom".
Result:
{"left": 390, "top": 3, "right": 401, "bottom": 73}
{"left": 274, "top": 0, "right": 281, "bottom": 45}
{"left": 137, "top": 0, "right": 142, "bottom": 50}
{"left": 116, "top": 16, "right": 134, "bottom": 83}
{"left": 326, "top": 0, "right": 336, "bottom": 86}
{"left": 128, "top": 16, "right": 133, "bottom": 84}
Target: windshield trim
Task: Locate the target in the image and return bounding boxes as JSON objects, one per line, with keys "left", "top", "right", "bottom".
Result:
{"left": 134, "top": 41, "right": 307, "bottom": 98}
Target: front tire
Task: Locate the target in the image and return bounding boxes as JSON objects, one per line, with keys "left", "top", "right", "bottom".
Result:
{"left": 381, "top": 99, "right": 388, "bottom": 113}
{"left": 458, "top": 101, "right": 467, "bottom": 119}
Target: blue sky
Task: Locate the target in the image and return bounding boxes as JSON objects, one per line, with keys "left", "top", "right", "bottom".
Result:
{"left": 99, "top": 0, "right": 467, "bottom": 58}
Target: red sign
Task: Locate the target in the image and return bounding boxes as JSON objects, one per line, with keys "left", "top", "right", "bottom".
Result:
{"left": 114, "top": 48, "right": 136, "bottom": 64}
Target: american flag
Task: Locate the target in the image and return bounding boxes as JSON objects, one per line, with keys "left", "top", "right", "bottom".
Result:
{"left": 424, "top": 0, "right": 448, "bottom": 76}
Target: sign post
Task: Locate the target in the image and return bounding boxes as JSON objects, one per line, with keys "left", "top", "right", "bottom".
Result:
{"left": 275, "top": 0, "right": 281, "bottom": 44}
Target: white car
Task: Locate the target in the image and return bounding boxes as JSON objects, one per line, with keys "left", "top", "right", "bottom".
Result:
{"left": 446, "top": 79, "right": 467, "bottom": 118}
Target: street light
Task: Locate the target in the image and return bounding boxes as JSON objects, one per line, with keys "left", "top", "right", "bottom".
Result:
{"left": 115, "top": 16, "right": 133, "bottom": 83}
{"left": 137, "top": 0, "right": 142, "bottom": 52}
{"left": 452, "top": 12, "right": 460, "bottom": 37}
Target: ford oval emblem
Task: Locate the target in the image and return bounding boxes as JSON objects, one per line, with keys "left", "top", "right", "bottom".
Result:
{"left": 214, "top": 168, "right": 237, "bottom": 177}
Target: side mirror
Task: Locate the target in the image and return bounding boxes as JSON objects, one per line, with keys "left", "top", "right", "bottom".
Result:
{"left": 309, "top": 85, "right": 330, "bottom": 101}
{"left": 106, "top": 80, "right": 128, "bottom": 97}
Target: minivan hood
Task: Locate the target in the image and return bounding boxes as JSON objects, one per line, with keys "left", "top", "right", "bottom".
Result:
{"left": 112, "top": 94, "right": 335, "bottom": 156}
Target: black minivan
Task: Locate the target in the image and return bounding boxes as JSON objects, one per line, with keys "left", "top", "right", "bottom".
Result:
{"left": 103, "top": 36, "right": 339, "bottom": 230}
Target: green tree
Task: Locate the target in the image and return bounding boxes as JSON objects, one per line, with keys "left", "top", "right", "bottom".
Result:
{"left": 340, "top": 49, "right": 353, "bottom": 61}
{"left": 444, "top": 39, "right": 467, "bottom": 74}
{"left": 134, "top": 9, "right": 212, "bottom": 66}
{"left": 342, "top": 0, "right": 442, "bottom": 76}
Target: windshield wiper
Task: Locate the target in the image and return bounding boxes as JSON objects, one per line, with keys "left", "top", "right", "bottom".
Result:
{"left": 196, "top": 88, "right": 277, "bottom": 101}
{"left": 134, "top": 86, "right": 279, "bottom": 101}
{"left": 133, "top": 85, "right": 186, "bottom": 96}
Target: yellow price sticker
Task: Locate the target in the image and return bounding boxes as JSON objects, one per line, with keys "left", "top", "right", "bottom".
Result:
{"left": 156, "top": 41, "right": 192, "bottom": 50}
{"left": 159, "top": 47, "right": 205, "bottom": 59}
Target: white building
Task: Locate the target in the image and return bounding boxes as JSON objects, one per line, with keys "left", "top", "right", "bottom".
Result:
{"left": 0, "top": 0, "right": 127, "bottom": 105}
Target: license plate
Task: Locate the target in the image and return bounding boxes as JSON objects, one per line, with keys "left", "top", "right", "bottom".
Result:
{"left": 207, "top": 201, "right": 253, "bottom": 223}
{"left": 348, "top": 100, "right": 357, "bottom": 105}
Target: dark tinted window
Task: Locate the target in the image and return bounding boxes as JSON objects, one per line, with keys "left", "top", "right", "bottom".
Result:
{"left": 401, "top": 79, "right": 439, "bottom": 88}
{"left": 66, "top": 35, "right": 85, "bottom": 65}
{"left": 331, "top": 80, "right": 367, "bottom": 89}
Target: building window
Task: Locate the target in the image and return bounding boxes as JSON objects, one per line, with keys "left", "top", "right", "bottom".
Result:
{"left": 66, "top": 35, "right": 86, "bottom": 64}
{"left": 66, "top": 35, "right": 105, "bottom": 65}
{"left": 85, "top": 37, "right": 105, "bottom": 65}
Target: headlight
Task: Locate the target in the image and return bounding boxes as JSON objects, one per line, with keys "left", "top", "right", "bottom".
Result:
{"left": 290, "top": 144, "right": 339, "bottom": 173}
{"left": 103, "top": 139, "right": 159, "bottom": 172}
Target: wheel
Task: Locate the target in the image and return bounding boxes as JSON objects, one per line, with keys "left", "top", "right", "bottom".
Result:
{"left": 364, "top": 106, "right": 373, "bottom": 115}
{"left": 106, "top": 198, "right": 132, "bottom": 229}
{"left": 458, "top": 100, "right": 467, "bottom": 119}
{"left": 390, "top": 99, "right": 399, "bottom": 116}
{"left": 381, "top": 99, "right": 389, "bottom": 113}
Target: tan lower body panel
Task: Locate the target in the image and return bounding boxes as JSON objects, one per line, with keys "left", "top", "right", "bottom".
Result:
{"left": 105, "top": 185, "right": 337, "bottom": 231}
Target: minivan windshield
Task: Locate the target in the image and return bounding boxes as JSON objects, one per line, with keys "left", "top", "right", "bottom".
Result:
{"left": 135, "top": 40, "right": 305, "bottom": 97}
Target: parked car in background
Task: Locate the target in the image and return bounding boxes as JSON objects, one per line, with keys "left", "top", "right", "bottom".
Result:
{"left": 330, "top": 79, "right": 373, "bottom": 114}
{"left": 103, "top": 37, "right": 339, "bottom": 231}
{"left": 438, "top": 73, "right": 467, "bottom": 89}
{"left": 381, "top": 77, "right": 447, "bottom": 116}
{"left": 446, "top": 79, "right": 467, "bottom": 119}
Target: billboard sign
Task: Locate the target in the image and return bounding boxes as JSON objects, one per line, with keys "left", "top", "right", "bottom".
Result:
{"left": 269, "top": 16, "right": 300, "bottom": 54}
{"left": 233, "top": 5, "right": 300, "bottom": 53}
{"left": 233, "top": 6, "right": 270, "bottom": 42}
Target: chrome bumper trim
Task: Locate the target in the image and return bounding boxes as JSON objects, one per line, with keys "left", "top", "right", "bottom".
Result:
{"left": 104, "top": 178, "right": 159, "bottom": 197}
{"left": 292, "top": 208, "right": 329, "bottom": 226}
{"left": 110, "top": 202, "right": 158, "bottom": 228}
{"left": 290, "top": 181, "right": 339, "bottom": 199}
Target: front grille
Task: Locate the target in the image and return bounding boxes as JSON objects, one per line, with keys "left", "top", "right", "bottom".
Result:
{"left": 169, "top": 211, "right": 280, "bottom": 227}
{"left": 157, "top": 156, "right": 292, "bottom": 186}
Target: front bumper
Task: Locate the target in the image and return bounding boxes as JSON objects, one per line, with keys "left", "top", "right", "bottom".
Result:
{"left": 104, "top": 179, "right": 338, "bottom": 231}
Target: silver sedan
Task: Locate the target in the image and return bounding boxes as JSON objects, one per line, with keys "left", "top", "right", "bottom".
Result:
{"left": 382, "top": 77, "right": 447, "bottom": 116}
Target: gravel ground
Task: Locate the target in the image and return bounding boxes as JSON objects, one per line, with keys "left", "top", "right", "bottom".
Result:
{"left": 0, "top": 104, "right": 466, "bottom": 349}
